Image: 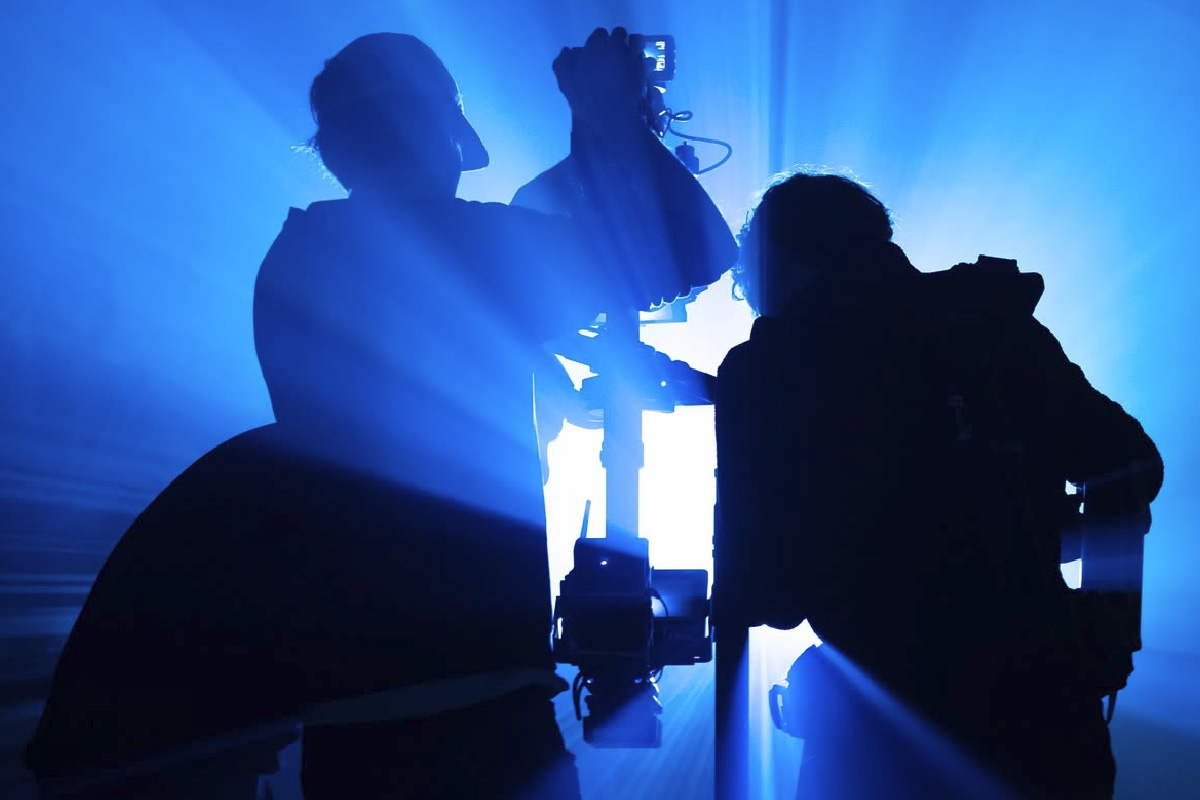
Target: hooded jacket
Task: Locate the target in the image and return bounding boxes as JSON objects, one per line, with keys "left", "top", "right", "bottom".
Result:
{"left": 715, "top": 255, "right": 1162, "bottom": 695}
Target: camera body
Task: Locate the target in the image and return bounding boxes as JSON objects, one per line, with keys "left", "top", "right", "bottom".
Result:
{"left": 629, "top": 34, "right": 676, "bottom": 83}
{"left": 629, "top": 34, "right": 676, "bottom": 137}
{"left": 553, "top": 535, "right": 711, "bottom": 747}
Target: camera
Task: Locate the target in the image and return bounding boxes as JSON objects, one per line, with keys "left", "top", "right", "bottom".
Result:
{"left": 629, "top": 34, "right": 676, "bottom": 138}
{"left": 543, "top": 33, "right": 725, "bottom": 747}
{"left": 553, "top": 534, "right": 711, "bottom": 747}
{"left": 629, "top": 34, "right": 676, "bottom": 82}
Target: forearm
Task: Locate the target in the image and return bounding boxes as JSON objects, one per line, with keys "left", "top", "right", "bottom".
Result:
{"left": 568, "top": 120, "right": 735, "bottom": 296}
{"left": 526, "top": 27, "right": 735, "bottom": 311}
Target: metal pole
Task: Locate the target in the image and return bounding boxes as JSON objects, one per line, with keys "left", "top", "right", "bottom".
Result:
{"left": 600, "top": 307, "right": 644, "bottom": 542}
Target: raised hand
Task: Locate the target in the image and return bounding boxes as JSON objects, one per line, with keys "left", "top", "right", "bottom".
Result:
{"left": 552, "top": 27, "right": 650, "bottom": 136}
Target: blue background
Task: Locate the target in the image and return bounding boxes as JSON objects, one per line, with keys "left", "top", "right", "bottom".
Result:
{"left": 2, "top": 1, "right": 1197, "bottom": 797}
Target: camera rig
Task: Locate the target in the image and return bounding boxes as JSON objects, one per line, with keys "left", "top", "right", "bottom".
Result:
{"left": 548, "top": 305, "right": 714, "bottom": 748}
{"left": 630, "top": 33, "right": 732, "bottom": 176}
{"left": 534, "top": 28, "right": 740, "bottom": 754}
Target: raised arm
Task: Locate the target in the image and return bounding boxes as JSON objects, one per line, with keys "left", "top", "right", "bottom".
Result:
{"left": 512, "top": 28, "right": 736, "bottom": 318}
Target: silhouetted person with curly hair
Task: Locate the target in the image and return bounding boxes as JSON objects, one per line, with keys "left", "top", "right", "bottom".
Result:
{"left": 715, "top": 170, "right": 1160, "bottom": 800}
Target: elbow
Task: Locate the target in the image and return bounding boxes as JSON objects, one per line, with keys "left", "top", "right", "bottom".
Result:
{"left": 684, "top": 218, "right": 738, "bottom": 288}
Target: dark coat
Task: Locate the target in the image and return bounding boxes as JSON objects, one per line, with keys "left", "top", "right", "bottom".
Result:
{"left": 715, "top": 256, "right": 1162, "bottom": 798}
{"left": 715, "top": 257, "right": 1162, "bottom": 689}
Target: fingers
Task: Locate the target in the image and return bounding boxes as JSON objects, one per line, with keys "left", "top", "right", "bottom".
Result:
{"left": 556, "top": 28, "right": 635, "bottom": 77}
{"left": 584, "top": 27, "right": 632, "bottom": 50}
{"left": 554, "top": 27, "right": 648, "bottom": 118}
{"left": 581, "top": 27, "right": 641, "bottom": 76}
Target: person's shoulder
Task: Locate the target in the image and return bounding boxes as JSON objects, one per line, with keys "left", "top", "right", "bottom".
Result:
{"left": 456, "top": 197, "right": 567, "bottom": 236}
{"left": 286, "top": 197, "right": 350, "bottom": 220}
{"left": 257, "top": 201, "right": 352, "bottom": 287}
{"left": 718, "top": 320, "right": 778, "bottom": 376}
{"left": 458, "top": 196, "right": 547, "bottom": 216}
{"left": 265, "top": 199, "right": 351, "bottom": 245}
{"left": 720, "top": 337, "right": 754, "bottom": 369}
{"left": 511, "top": 158, "right": 580, "bottom": 215}
{"left": 453, "top": 197, "right": 514, "bottom": 215}
{"left": 296, "top": 197, "right": 358, "bottom": 226}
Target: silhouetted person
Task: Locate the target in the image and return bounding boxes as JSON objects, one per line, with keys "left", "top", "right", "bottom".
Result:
{"left": 24, "top": 27, "right": 734, "bottom": 800}
{"left": 715, "top": 171, "right": 1162, "bottom": 799}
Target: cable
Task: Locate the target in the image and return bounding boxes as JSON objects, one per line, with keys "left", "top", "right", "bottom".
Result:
{"left": 663, "top": 110, "right": 733, "bottom": 174}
